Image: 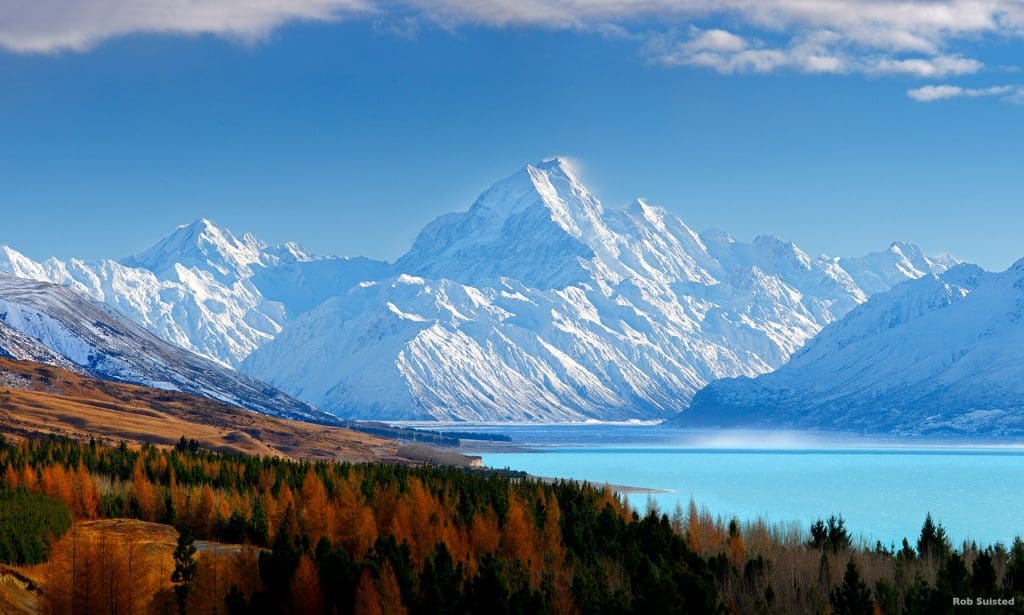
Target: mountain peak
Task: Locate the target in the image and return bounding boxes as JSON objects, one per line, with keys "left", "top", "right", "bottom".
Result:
{"left": 751, "top": 234, "right": 812, "bottom": 270}
{"left": 532, "top": 156, "right": 576, "bottom": 176}
{"left": 939, "top": 262, "right": 987, "bottom": 290}
{"left": 514, "top": 157, "right": 593, "bottom": 208}
{"left": 184, "top": 217, "right": 216, "bottom": 230}
{"left": 752, "top": 234, "right": 792, "bottom": 249}
{"left": 123, "top": 217, "right": 265, "bottom": 281}
{"left": 457, "top": 158, "right": 606, "bottom": 238}
{"left": 838, "top": 242, "right": 961, "bottom": 297}
{"left": 0, "top": 245, "right": 49, "bottom": 280}
{"left": 169, "top": 218, "right": 228, "bottom": 243}
{"left": 156, "top": 217, "right": 231, "bottom": 246}
{"left": 627, "top": 197, "right": 656, "bottom": 214}
{"left": 888, "top": 240, "right": 923, "bottom": 257}
{"left": 261, "top": 241, "right": 316, "bottom": 265}
{"left": 394, "top": 158, "right": 611, "bottom": 289}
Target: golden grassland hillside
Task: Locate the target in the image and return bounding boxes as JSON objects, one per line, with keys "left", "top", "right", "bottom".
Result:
{"left": 0, "top": 357, "right": 396, "bottom": 461}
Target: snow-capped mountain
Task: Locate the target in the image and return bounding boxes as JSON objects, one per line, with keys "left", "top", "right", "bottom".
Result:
{"left": 0, "top": 220, "right": 388, "bottom": 367}
{"left": 242, "top": 158, "right": 956, "bottom": 421}
{"left": 121, "top": 217, "right": 267, "bottom": 282}
{"left": 1, "top": 158, "right": 959, "bottom": 422}
{"left": 675, "top": 261, "right": 1024, "bottom": 436}
{"left": 838, "top": 241, "right": 961, "bottom": 295}
{"left": 0, "top": 273, "right": 329, "bottom": 422}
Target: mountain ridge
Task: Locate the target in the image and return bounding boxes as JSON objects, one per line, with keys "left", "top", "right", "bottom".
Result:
{"left": 242, "top": 159, "right": 958, "bottom": 421}
{"left": 0, "top": 224, "right": 390, "bottom": 367}
{"left": 674, "top": 261, "right": 1024, "bottom": 435}
{"left": 0, "top": 273, "right": 330, "bottom": 423}
{"left": 0, "top": 158, "right": 961, "bottom": 422}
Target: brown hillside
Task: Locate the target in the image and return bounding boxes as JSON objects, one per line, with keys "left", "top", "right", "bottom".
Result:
{"left": 0, "top": 357, "right": 396, "bottom": 462}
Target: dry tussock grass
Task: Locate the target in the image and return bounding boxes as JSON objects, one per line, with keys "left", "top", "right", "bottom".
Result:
{"left": 0, "top": 357, "right": 395, "bottom": 462}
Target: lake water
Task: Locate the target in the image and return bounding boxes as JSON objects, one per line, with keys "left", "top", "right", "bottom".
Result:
{"left": 441, "top": 423, "right": 1024, "bottom": 548}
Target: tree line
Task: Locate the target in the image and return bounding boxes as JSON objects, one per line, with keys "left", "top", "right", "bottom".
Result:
{"left": 0, "top": 433, "right": 1022, "bottom": 613}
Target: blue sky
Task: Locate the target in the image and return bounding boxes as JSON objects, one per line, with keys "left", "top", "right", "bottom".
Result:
{"left": 1, "top": 1, "right": 1023, "bottom": 269}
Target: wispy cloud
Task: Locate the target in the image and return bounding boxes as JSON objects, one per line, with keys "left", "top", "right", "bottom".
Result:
{"left": 907, "top": 84, "right": 1023, "bottom": 102}
{"left": 397, "top": 0, "right": 1023, "bottom": 39}
{"left": 871, "top": 55, "right": 983, "bottom": 78}
{"left": 2, "top": 0, "right": 1024, "bottom": 89}
{"left": 646, "top": 27, "right": 984, "bottom": 77}
{"left": 400, "top": 0, "right": 1023, "bottom": 79}
{"left": 0, "top": 0, "right": 371, "bottom": 53}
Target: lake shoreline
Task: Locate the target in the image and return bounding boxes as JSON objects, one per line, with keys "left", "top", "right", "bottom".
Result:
{"left": 447, "top": 423, "right": 1024, "bottom": 547}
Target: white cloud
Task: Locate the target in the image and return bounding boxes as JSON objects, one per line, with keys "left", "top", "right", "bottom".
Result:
{"left": 686, "top": 28, "right": 747, "bottom": 53}
{"left": 402, "top": 1, "right": 1022, "bottom": 81}
{"left": 907, "top": 84, "right": 969, "bottom": 101}
{"left": 907, "top": 84, "right": 1021, "bottom": 102}
{"left": 871, "top": 55, "right": 983, "bottom": 77}
{"left": 397, "top": 0, "right": 1019, "bottom": 37}
{"left": 1, "top": 0, "right": 1022, "bottom": 90}
{"left": 650, "top": 28, "right": 834, "bottom": 74}
{"left": 649, "top": 28, "right": 982, "bottom": 77}
{"left": 397, "top": 0, "right": 1024, "bottom": 50}
{"left": 0, "top": 0, "right": 370, "bottom": 53}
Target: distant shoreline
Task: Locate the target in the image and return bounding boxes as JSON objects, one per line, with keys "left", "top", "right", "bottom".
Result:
{"left": 530, "top": 474, "right": 672, "bottom": 495}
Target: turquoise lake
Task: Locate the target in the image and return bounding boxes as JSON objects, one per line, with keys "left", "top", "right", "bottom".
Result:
{"left": 445, "top": 424, "right": 1024, "bottom": 548}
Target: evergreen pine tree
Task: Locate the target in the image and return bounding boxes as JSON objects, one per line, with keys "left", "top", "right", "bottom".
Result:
{"left": 916, "top": 513, "right": 950, "bottom": 560}
{"left": 829, "top": 558, "right": 874, "bottom": 615}
{"left": 1006, "top": 538, "right": 1024, "bottom": 595}
{"left": 171, "top": 528, "right": 198, "bottom": 615}
{"left": 971, "top": 552, "right": 997, "bottom": 597}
